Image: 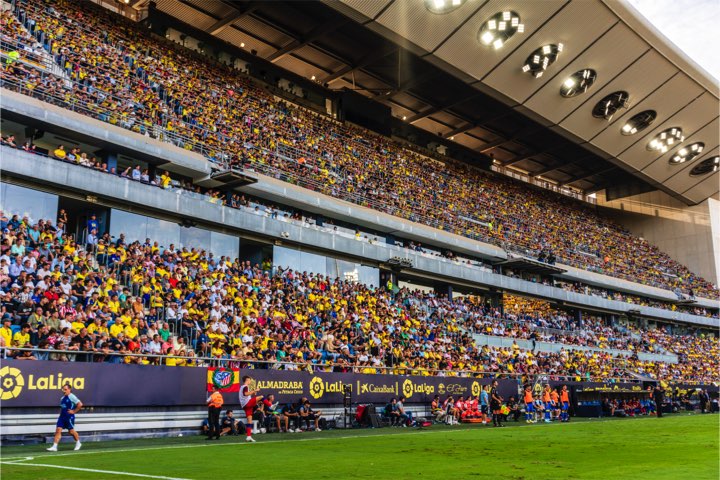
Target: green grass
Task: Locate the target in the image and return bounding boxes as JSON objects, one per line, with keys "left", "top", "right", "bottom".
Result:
{"left": 1, "top": 414, "right": 718, "bottom": 480}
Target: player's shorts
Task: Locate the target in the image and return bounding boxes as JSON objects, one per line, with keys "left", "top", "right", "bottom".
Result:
{"left": 545, "top": 402, "right": 553, "bottom": 410}
{"left": 561, "top": 401, "right": 569, "bottom": 411}
{"left": 57, "top": 414, "right": 76, "bottom": 430}
{"left": 481, "top": 405, "right": 488, "bottom": 414}
{"left": 525, "top": 403, "right": 534, "bottom": 413}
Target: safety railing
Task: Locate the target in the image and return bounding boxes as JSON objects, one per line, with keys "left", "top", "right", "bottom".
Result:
{"left": 0, "top": 37, "right": 54, "bottom": 70}
{"left": 7, "top": 2, "right": 718, "bottom": 301}
{"left": 3, "top": 1, "right": 717, "bottom": 296}
{"left": 2, "top": 54, "right": 707, "bottom": 297}
{"left": 3, "top": 143, "right": 716, "bottom": 322}
{"left": 0, "top": 60, "right": 231, "bottom": 165}
{"left": 1, "top": 346, "right": 657, "bottom": 383}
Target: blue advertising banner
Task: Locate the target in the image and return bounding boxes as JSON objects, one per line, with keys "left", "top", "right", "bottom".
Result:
{"left": 0, "top": 361, "right": 521, "bottom": 408}
{"left": 1, "top": 361, "right": 713, "bottom": 410}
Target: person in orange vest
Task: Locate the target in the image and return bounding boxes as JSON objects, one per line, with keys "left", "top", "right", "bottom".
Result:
{"left": 560, "top": 385, "right": 570, "bottom": 422}
{"left": 550, "top": 387, "right": 560, "bottom": 421}
{"left": 542, "top": 385, "right": 552, "bottom": 423}
{"left": 523, "top": 385, "right": 535, "bottom": 423}
{"left": 206, "top": 386, "right": 224, "bottom": 440}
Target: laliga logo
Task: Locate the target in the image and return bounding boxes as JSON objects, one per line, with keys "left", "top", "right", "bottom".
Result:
{"left": 402, "top": 379, "right": 434, "bottom": 399}
{"left": 402, "top": 379, "right": 414, "bottom": 398}
{"left": 438, "top": 383, "right": 446, "bottom": 395}
{"left": 0, "top": 366, "right": 24, "bottom": 400}
{"left": 471, "top": 381, "right": 481, "bottom": 397}
{"left": 309, "top": 377, "right": 324, "bottom": 399}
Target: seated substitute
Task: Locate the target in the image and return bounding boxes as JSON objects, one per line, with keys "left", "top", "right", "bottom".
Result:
{"left": 431, "top": 395, "right": 446, "bottom": 423}
{"left": 281, "top": 402, "right": 301, "bottom": 432}
{"left": 221, "top": 410, "right": 239, "bottom": 436}
{"left": 298, "top": 400, "right": 323, "bottom": 431}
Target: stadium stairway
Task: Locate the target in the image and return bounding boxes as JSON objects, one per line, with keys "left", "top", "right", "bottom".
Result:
{"left": 3, "top": 0, "right": 71, "bottom": 80}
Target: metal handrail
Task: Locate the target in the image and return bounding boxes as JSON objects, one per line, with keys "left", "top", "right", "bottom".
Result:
{"left": 0, "top": 63, "right": 230, "bottom": 165}
{"left": 0, "top": 35, "right": 712, "bottom": 296}
{"left": 1, "top": 346, "right": 656, "bottom": 383}
{"left": 2, "top": 144, "right": 715, "bottom": 320}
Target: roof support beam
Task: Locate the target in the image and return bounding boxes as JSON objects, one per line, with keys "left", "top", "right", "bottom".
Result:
{"left": 442, "top": 123, "right": 476, "bottom": 138}
{"left": 405, "top": 91, "right": 483, "bottom": 126}
{"left": 561, "top": 166, "right": 617, "bottom": 186}
{"left": 478, "top": 125, "right": 545, "bottom": 153}
{"left": 206, "top": 5, "right": 257, "bottom": 35}
{"left": 322, "top": 45, "right": 397, "bottom": 84}
{"left": 266, "top": 18, "right": 350, "bottom": 63}
{"left": 531, "top": 162, "right": 567, "bottom": 177}
{"left": 502, "top": 152, "right": 544, "bottom": 167}
{"left": 375, "top": 69, "right": 437, "bottom": 101}
{"left": 530, "top": 154, "right": 597, "bottom": 177}
{"left": 405, "top": 106, "right": 442, "bottom": 123}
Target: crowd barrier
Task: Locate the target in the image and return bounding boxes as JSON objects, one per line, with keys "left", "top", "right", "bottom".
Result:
{"left": 0, "top": 360, "right": 521, "bottom": 408}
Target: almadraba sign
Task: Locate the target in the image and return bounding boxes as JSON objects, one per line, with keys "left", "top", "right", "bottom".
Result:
{"left": 0, "top": 361, "right": 519, "bottom": 407}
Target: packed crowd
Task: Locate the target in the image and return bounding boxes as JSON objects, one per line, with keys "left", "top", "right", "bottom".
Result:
{"left": 2, "top": 0, "right": 718, "bottom": 299}
{"left": 0, "top": 9, "right": 48, "bottom": 66}
{"left": 3, "top": 131, "right": 715, "bottom": 322}
{"left": 557, "top": 281, "right": 716, "bottom": 318}
{"left": 472, "top": 294, "right": 658, "bottom": 353}
{"left": 1, "top": 210, "right": 717, "bottom": 384}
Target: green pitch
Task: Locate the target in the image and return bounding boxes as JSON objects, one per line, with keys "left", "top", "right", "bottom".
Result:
{"left": 1, "top": 414, "right": 717, "bottom": 480}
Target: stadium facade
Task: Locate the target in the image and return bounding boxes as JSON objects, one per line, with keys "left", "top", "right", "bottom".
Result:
{"left": 0, "top": 0, "right": 718, "bottom": 441}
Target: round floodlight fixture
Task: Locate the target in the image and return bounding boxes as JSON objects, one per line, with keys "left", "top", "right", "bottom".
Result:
{"left": 647, "top": 127, "right": 684, "bottom": 153}
{"left": 670, "top": 142, "right": 704, "bottom": 165}
{"left": 621, "top": 110, "right": 656, "bottom": 135}
{"left": 522, "top": 44, "right": 563, "bottom": 78}
{"left": 592, "top": 91, "right": 630, "bottom": 121}
{"left": 560, "top": 69, "right": 597, "bottom": 97}
{"left": 478, "top": 11, "right": 524, "bottom": 49}
{"left": 425, "top": 0, "right": 467, "bottom": 14}
{"left": 689, "top": 156, "right": 719, "bottom": 176}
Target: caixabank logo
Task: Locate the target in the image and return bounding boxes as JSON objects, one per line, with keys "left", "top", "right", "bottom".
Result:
{"left": 0, "top": 366, "right": 86, "bottom": 400}
{"left": 0, "top": 366, "right": 24, "bottom": 400}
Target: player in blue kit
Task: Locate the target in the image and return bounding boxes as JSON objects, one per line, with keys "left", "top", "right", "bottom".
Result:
{"left": 47, "top": 384, "right": 83, "bottom": 451}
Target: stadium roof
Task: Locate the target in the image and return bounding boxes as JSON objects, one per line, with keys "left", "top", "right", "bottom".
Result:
{"left": 148, "top": 0, "right": 719, "bottom": 204}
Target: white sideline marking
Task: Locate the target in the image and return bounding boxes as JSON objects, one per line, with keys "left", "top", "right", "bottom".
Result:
{"left": 1, "top": 461, "right": 192, "bottom": 480}
{"left": 0, "top": 415, "right": 666, "bottom": 462}
{"left": 0, "top": 456, "right": 35, "bottom": 463}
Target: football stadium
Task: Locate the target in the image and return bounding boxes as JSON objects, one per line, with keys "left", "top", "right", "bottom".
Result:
{"left": 0, "top": 0, "right": 718, "bottom": 478}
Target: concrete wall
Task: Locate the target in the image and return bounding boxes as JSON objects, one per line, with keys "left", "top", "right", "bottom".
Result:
{"left": 2, "top": 88, "right": 717, "bottom": 306}
{"left": 596, "top": 190, "right": 719, "bottom": 289}
{"left": 471, "top": 333, "right": 678, "bottom": 363}
{"left": 2, "top": 148, "right": 717, "bottom": 327}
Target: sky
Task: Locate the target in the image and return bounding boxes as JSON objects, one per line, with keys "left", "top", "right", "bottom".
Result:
{"left": 626, "top": 0, "right": 720, "bottom": 80}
